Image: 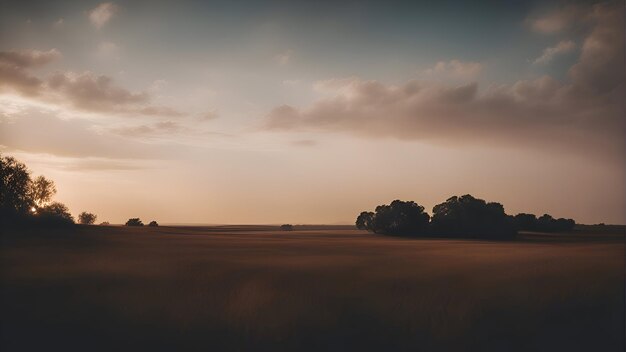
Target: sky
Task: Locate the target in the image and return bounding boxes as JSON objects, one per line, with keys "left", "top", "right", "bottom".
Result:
{"left": 0, "top": 0, "right": 624, "bottom": 225}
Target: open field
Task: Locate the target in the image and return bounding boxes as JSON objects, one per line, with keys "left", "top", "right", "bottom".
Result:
{"left": 1, "top": 225, "right": 624, "bottom": 351}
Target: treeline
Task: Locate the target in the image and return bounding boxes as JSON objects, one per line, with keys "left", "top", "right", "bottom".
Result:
{"left": 1, "top": 154, "right": 102, "bottom": 228}
{"left": 1, "top": 154, "right": 162, "bottom": 229}
{"left": 356, "top": 195, "right": 576, "bottom": 240}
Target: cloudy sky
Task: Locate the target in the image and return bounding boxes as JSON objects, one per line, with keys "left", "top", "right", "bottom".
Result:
{"left": 1, "top": 0, "right": 624, "bottom": 224}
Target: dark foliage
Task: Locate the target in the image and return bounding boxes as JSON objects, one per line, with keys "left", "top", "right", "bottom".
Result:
{"left": 280, "top": 224, "right": 293, "bottom": 231}
{"left": 356, "top": 211, "right": 375, "bottom": 230}
{"left": 1, "top": 154, "right": 74, "bottom": 229}
{"left": 430, "top": 195, "right": 517, "bottom": 239}
{"left": 356, "top": 200, "right": 430, "bottom": 236}
{"left": 148, "top": 221, "right": 159, "bottom": 227}
{"left": 0, "top": 155, "right": 33, "bottom": 218}
{"left": 513, "top": 213, "right": 575, "bottom": 232}
{"left": 78, "top": 212, "right": 97, "bottom": 225}
{"left": 126, "top": 218, "right": 144, "bottom": 226}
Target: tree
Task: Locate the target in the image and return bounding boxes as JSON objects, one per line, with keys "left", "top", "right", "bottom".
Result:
{"left": 36, "top": 202, "right": 75, "bottom": 226}
{"left": 29, "top": 175, "right": 56, "bottom": 208}
{"left": 431, "top": 195, "right": 516, "bottom": 239}
{"left": 280, "top": 224, "right": 293, "bottom": 231}
{"left": 1, "top": 154, "right": 73, "bottom": 228}
{"left": 514, "top": 213, "right": 538, "bottom": 231}
{"left": 356, "top": 200, "right": 430, "bottom": 235}
{"left": 356, "top": 211, "right": 375, "bottom": 230}
{"left": 78, "top": 212, "right": 97, "bottom": 225}
{"left": 125, "top": 218, "right": 144, "bottom": 226}
{"left": 100, "top": 221, "right": 110, "bottom": 226}
{"left": 533, "top": 214, "right": 575, "bottom": 232}
{"left": 148, "top": 221, "right": 159, "bottom": 227}
{"left": 0, "top": 154, "right": 33, "bottom": 216}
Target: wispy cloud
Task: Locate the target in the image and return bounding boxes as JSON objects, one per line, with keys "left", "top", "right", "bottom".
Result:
{"left": 88, "top": 2, "right": 119, "bottom": 29}
{"left": 422, "top": 60, "right": 483, "bottom": 80}
{"left": 533, "top": 40, "right": 575, "bottom": 64}
{"left": 0, "top": 48, "right": 183, "bottom": 117}
{"left": 274, "top": 49, "right": 293, "bottom": 65}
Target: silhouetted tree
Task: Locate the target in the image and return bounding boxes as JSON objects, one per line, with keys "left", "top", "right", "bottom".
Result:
{"left": 100, "top": 221, "right": 110, "bottom": 226}
{"left": 514, "top": 213, "right": 538, "bottom": 231}
{"left": 357, "top": 200, "right": 430, "bottom": 235}
{"left": 78, "top": 212, "right": 97, "bottom": 225}
{"left": 148, "top": 221, "right": 159, "bottom": 227}
{"left": 36, "top": 202, "right": 75, "bottom": 227}
{"left": 431, "top": 195, "right": 516, "bottom": 239}
{"left": 1, "top": 154, "right": 74, "bottom": 228}
{"left": 280, "top": 224, "right": 293, "bottom": 231}
{"left": 30, "top": 175, "right": 56, "bottom": 208}
{"left": 536, "top": 214, "right": 575, "bottom": 232}
{"left": 356, "top": 211, "right": 375, "bottom": 230}
{"left": 1, "top": 155, "right": 33, "bottom": 217}
{"left": 125, "top": 218, "right": 144, "bottom": 226}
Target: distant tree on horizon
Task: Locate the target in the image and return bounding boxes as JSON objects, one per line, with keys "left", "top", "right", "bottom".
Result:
{"left": 148, "top": 220, "right": 159, "bottom": 227}
{"left": 356, "top": 200, "right": 430, "bottom": 236}
{"left": 280, "top": 224, "right": 293, "bottom": 231}
{"left": 125, "top": 218, "right": 144, "bottom": 226}
{"left": 100, "top": 221, "right": 110, "bottom": 226}
{"left": 431, "top": 195, "right": 516, "bottom": 239}
{"left": 78, "top": 212, "right": 97, "bottom": 225}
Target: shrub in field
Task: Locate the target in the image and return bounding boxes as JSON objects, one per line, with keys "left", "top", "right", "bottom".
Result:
{"left": 126, "top": 218, "right": 144, "bottom": 226}
{"left": 280, "top": 224, "right": 293, "bottom": 231}
{"left": 148, "top": 221, "right": 159, "bottom": 227}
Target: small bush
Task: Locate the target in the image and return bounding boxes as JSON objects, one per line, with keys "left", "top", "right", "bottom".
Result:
{"left": 280, "top": 224, "right": 293, "bottom": 231}
{"left": 125, "top": 218, "right": 144, "bottom": 226}
{"left": 148, "top": 221, "right": 159, "bottom": 227}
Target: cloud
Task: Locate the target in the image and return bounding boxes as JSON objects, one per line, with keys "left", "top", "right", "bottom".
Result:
{"left": 96, "top": 41, "right": 120, "bottom": 60}
{"left": 0, "top": 48, "right": 61, "bottom": 68}
{"left": 528, "top": 4, "right": 583, "bottom": 33}
{"left": 264, "top": 3, "right": 624, "bottom": 161}
{"left": 0, "top": 109, "right": 162, "bottom": 159}
{"left": 0, "top": 48, "right": 183, "bottom": 117}
{"left": 198, "top": 110, "right": 219, "bottom": 121}
{"left": 47, "top": 71, "right": 148, "bottom": 111}
{"left": 275, "top": 50, "right": 293, "bottom": 65}
{"left": 533, "top": 40, "right": 576, "bottom": 64}
{"left": 422, "top": 60, "right": 483, "bottom": 79}
{"left": 0, "top": 49, "right": 61, "bottom": 96}
{"left": 111, "top": 121, "right": 183, "bottom": 137}
{"left": 89, "top": 2, "right": 119, "bottom": 29}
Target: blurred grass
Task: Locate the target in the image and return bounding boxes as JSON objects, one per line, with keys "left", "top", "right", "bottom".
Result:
{"left": 1, "top": 226, "right": 624, "bottom": 351}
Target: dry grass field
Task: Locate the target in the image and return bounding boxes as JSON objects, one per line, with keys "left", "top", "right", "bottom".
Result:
{"left": 1, "top": 225, "right": 624, "bottom": 351}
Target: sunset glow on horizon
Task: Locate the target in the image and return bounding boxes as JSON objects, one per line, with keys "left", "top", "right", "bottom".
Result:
{"left": 1, "top": 0, "right": 624, "bottom": 225}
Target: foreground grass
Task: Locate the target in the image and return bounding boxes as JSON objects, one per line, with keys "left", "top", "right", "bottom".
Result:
{"left": 1, "top": 226, "right": 624, "bottom": 351}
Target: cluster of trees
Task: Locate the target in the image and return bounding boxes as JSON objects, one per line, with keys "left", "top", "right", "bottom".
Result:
{"left": 125, "top": 218, "right": 158, "bottom": 227}
{"left": 356, "top": 195, "right": 575, "bottom": 240}
{"left": 1, "top": 154, "right": 74, "bottom": 228}
{"left": 2, "top": 154, "right": 160, "bottom": 229}
{"left": 514, "top": 213, "right": 575, "bottom": 232}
